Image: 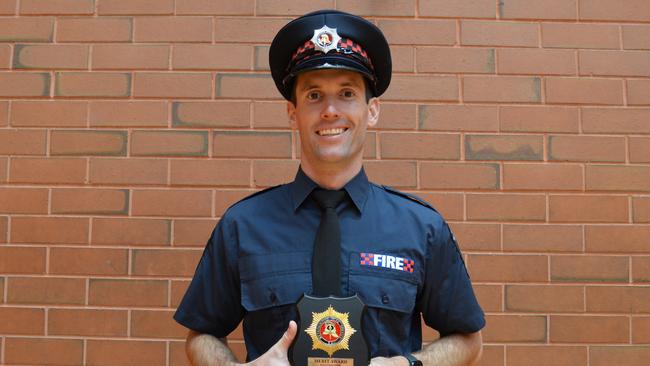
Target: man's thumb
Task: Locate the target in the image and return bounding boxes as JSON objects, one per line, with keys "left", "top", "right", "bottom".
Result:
{"left": 278, "top": 320, "right": 298, "bottom": 350}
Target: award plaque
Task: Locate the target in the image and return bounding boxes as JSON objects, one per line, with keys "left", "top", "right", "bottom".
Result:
{"left": 290, "top": 294, "right": 368, "bottom": 366}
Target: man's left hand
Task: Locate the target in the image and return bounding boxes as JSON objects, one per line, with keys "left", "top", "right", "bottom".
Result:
{"left": 369, "top": 356, "right": 409, "bottom": 366}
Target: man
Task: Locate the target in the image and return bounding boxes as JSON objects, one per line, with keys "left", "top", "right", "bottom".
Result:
{"left": 174, "top": 10, "right": 485, "bottom": 366}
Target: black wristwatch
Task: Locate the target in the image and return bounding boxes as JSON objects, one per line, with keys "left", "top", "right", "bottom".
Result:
{"left": 403, "top": 353, "right": 422, "bottom": 366}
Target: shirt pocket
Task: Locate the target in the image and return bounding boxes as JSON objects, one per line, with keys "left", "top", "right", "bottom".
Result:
{"left": 239, "top": 251, "right": 311, "bottom": 312}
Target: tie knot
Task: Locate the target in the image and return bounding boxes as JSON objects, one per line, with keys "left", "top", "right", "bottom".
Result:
{"left": 312, "top": 189, "right": 347, "bottom": 210}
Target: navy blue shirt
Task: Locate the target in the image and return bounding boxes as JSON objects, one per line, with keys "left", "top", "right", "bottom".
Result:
{"left": 174, "top": 168, "right": 484, "bottom": 361}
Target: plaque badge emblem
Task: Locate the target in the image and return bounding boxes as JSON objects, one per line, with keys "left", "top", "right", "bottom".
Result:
{"left": 310, "top": 25, "right": 341, "bottom": 54}
{"left": 305, "top": 305, "right": 356, "bottom": 357}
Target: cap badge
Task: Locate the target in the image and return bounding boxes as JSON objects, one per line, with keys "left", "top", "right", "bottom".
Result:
{"left": 311, "top": 25, "right": 341, "bottom": 54}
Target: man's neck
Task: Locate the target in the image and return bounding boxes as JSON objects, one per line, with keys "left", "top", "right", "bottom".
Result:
{"left": 300, "top": 160, "right": 362, "bottom": 190}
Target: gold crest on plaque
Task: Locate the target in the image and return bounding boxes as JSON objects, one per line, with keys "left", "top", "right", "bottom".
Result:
{"left": 305, "top": 305, "right": 356, "bottom": 357}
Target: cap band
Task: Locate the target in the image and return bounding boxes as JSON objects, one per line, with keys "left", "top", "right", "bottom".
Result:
{"left": 287, "top": 36, "right": 374, "bottom": 77}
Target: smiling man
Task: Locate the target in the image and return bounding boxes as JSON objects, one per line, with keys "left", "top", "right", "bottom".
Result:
{"left": 174, "top": 10, "right": 485, "bottom": 366}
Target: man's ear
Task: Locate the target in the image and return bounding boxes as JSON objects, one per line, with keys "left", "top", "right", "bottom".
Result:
{"left": 287, "top": 101, "right": 297, "bottom": 129}
{"left": 367, "top": 97, "right": 380, "bottom": 128}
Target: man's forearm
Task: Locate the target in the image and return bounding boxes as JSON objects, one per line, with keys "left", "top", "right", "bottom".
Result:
{"left": 413, "top": 331, "right": 482, "bottom": 366}
{"left": 186, "top": 330, "right": 240, "bottom": 366}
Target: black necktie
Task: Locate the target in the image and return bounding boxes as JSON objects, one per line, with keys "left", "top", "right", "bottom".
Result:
{"left": 311, "top": 189, "right": 347, "bottom": 297}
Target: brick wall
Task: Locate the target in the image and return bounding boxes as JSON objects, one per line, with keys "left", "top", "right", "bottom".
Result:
{"left": 0, "top": 1, "right": 649, "bottom": 365}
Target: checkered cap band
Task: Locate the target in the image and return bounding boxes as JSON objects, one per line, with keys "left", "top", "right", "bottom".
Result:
{"left": 288, "top": 37, "right": 374, "bottom": 73}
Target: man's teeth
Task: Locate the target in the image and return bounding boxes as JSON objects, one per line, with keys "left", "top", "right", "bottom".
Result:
{"left": 318, "top": 128, "right": 346, "bottom": 136}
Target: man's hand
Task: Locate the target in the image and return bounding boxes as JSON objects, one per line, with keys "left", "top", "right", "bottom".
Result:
{"left": 369, "top": 356, "right": 409, "bottom": 366}
{"left": 246, "top": 321, "right": 298, "bottom": 366}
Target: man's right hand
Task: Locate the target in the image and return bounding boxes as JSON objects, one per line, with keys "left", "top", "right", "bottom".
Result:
{"left": 246, "top": 321, "right": 298, "bottom": 366}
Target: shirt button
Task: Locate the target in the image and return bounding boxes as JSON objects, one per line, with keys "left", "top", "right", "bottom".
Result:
{"left": 381, "top": 294, "right": 390, "bottom": 304}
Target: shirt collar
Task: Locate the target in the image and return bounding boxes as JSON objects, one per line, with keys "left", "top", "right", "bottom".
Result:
{"left": 290, "top": 167, "right": 370, "bottom": 213}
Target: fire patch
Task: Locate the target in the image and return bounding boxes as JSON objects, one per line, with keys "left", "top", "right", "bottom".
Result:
{"left": 360, "top": 253, "right": 414, "bottom": 273}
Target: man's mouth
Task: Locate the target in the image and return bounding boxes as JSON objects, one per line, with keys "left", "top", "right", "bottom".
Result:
{"left": 317, "top": 127, "right": 348, "bottom": 136}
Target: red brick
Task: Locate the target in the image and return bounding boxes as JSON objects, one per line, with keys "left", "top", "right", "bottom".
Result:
{"left": 0, "top": 129, "right": 46, "bottom": 155}
{"left": 476, "top": 345, "right": 503, "bottom": 366}
{"left": 171, "top": 280, "right": 191, "bottom": 307}
{"left": 633, "top": 197, "right": 650, "bottom": 223}
{"left": 0, "top": 246, "right": 45, "bottom": 274}
{"left": 173, "top": 44, "right": 251, "bottom": 70}
{"left": 173, "top": 219, "right": 217, "bottom": 247}
{"left": 252, "top": 101, "right": 288, "bottom": 129}
{"left": 92, "top": 44, "right": 169, "bottom": 70}
{"left": 20, "top": 0, "right": 93, "bottom": 14}
{"left": 52, "top": 188, "right": 128, "bottom": 215}
{"left": 256, "top": 0, "right": 333, "bottom": 15}
{"left": 582, "top": 108, "right": 650, "bottom": 134}
{"left": 176, "top": 0, "right": 253, "bottom": 15}
{"left": 12, "top": 217, "right": 89, "bottom": 244}
{"left": 55, "top": 72, "right": 131, "bottom": 97}
{"left": 0, "top": 100, "right": 7, "bottom": 126}
{"left": 549, "top": 195, "right": 629, "bottom": 223}
{"left": 623, "top": 25, "right": 650, "bottom": 50}
{"left": 506, "top": 346, "right": 587, "bottom": 366}
{"left": 382, "top": 75, "right": 458, "bottom": 102}
{"left": 135, "top": 72, "right": 212, "bottom": 98}
{"left": 0, "top": 72, "right": 50, "bottom": 97}
{"left": 131, "top": 130, "right": 208, "bottom": 157}
{"left": 214, "top": 17, "right": 290, "bottom": 43}
{"left": 252, "top": 160, "right": 299, "bottom": 187}
{"left": 482, "top": 315, "right": 547, "bottom": 342}
{"left": 49, "top": 309, "right": 127, "bottom": 336}
{"left": 580, "top": 50, "right": 650, "bottom": 77}
{"left": 466, "top": 134, "right": 543, "bottom": 161}
{"left": 586, "top": 225, "right": 650, "bottom": 253}
{"left": 0, "top": 18, "right": 54, "bottom": 42}
{"left": 131, "top": 310, "right": 186, "bottom": 338}
{"left": 7, "top": 277, "right": 85, "bottom": 305}
{"left": 506, "top": 284, "right": 584, "bottom": 312}
{"left": 417, "top": 47, "right": 494, "bottom": 74}
{"left": 587, "top": 165, "right": 650, "bottom": 192}
{"left": 9, "top": 157, "right": 86, "bottom": 184}
{"left": 173, "top": 101, "right": 249, "bottom": 128}
{"left": 0, "top": 0, "right": 15, "bottom": 14}
{"left": 503, "top": 224, "right": 583, "bottom": 252}
{"left": 418, "top": 105, "right": 498, "bottom": 132}
{"left": 14, "top": 44, "right": 88, "bottom": 69}
{"left": 633, "top": 257, "right": 650, "bottom": 282}
{"left": 420, "top": 162, "right": 498, "bottom": 190}
{"left": 132, "top": 189, "right": 212, "bottom": 217}
{"left": 463, "top": 76, "right": 541, "bottom": 103}
{"left": 380, "top": 133, "right": 459, "bottom": 160}
{"left": 135, "top": 16, "right": 211, "bottom": 42}
{"left": 389, "top": 45, "right": 415, "bottom": 73}
{"left": 587, "top": 286, "right": 650, "bottom": 313}
{"left": 51, "top": 130, "right": 127, "bottom": 156}
{"left": 412, "top": 192, "right": 463, "bottom": 221}
{"left": 419, "top": 0, "right": 493, "bottom": 18}
{"left": 216, "top": 73, "right": 277, "bottom": 99}
{"left": 0, "top": 215, "right": 6, "bottom": 242}
{"left": 497, "top": 48, "right": 576, "bottom": 75}
{"left": 549, "top": 135, "right": 625, "bottom": 162}
{"left": 0, "top": 188, "right": 48, "bottom": 214}
{"left": 215, "top": 189, "right": 257, "bottom": 215}
{"left": 214, "top": 131, "right": 291, "bottom": 158}
{"left": 472, "top": 284, "right": 502, "bottom": 312}
{"left": 90, "top": 101, "right": 167, "bottom": 127}
{"left": 633, "top": 317, "right": 650, "bottom": 343}
{"left": 628, "top": 80, "right": 650, "bottom": 105}
{"left": 11, "top": 100, "right": 87, "bottom": 127}
{"left": 500, "top": 0, "right": 576, "bottom": 20}
{"left": 552, "top": 255, "right": 629, "bottom": 282}
{"left": 376, "top": 19, "right": 455, "bottom": 46}
{"left": 170, "top": 341, "right": 192, "bottom": 366}
{"left": 0, "top": 44, "right": 9, "bottom": 69}
{"left": 503, "top": 163, "right": 582, "bottom": 191}
{"left": 449, "top": 223, "right": 500, "bottom": 251}
{"left": 254, "top": 45, "right": 270, "bottom": 71}
{"left": 5, "top": 338, "right": 83, "bottom": 366}
{"left": 89, "top": 158, "right": 168, "bottom": 185}
{"left": 580, "top": 0, "right": 650, "bottom": 22}
{"left": 467, "top": 254, "right": 548, "bottom": 282}
{"left": 467, "top": 193, "right": 546, "bottom": 221}
{"left": 92, "top": 218, "right": 171, "bottom": 246}
{"left": 364, "top": 161, "right": 417, "bottom": 188}
{"left": 371, "top": 103, "right": 416, "bottom": 130}
{"left": 461, "top": 21, "right": 538, "bottom": 47}
{"left": 89, "top": 279, "right": 167, "bottom": 307}
{"left": 50, "top": 247, "right": 128, "bottom": 276}
{"left": 551, "top": 315, "right": 629, "bottom": 343}
{"left": 86, "top": 340, "right": 167, "bottom": 366}
{"left": 98, "top": 0, "right": 174, "bottom": 14}
{"left": 57, "top": 17, "right": 132, "bottom": 42}
{"left": 501, "top": 105, "right": 579, "bottom": 133}
{"left": 132, "top": 249, "right": 201, "bottom": 277}
{"left": 0, "top": 307, "right": 44, "bottom": 335}
{"left": 542, "top": 23, "right": 620, "bottom": 49}
{"left": 172, "top": 159, "right": 250, "bottom": 186}
{"left": 591, "top": 346, "right": 650, "bottom": 366}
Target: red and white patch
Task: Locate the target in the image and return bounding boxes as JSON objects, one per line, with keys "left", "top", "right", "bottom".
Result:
{"left": 360, "top": 253, "right": 415, "bottom": 273}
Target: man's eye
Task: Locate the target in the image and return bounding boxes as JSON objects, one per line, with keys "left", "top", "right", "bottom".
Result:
{"left": 342, "top": 90, "right": 355, "bottom": 98}
{"left": 307, "top": 91, "right": 320, "bottom": 100}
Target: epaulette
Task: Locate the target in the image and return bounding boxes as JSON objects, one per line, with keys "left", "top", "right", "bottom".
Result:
{"left": 379, "top": 185, "right": 439, "bottom": 214}
{"left": 231, "top": 184, "right": 283, "bottom": 206}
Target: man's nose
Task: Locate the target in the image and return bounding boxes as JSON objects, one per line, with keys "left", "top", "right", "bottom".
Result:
{"left": 321, "top": 98, "right": 341, "bottom": 119}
